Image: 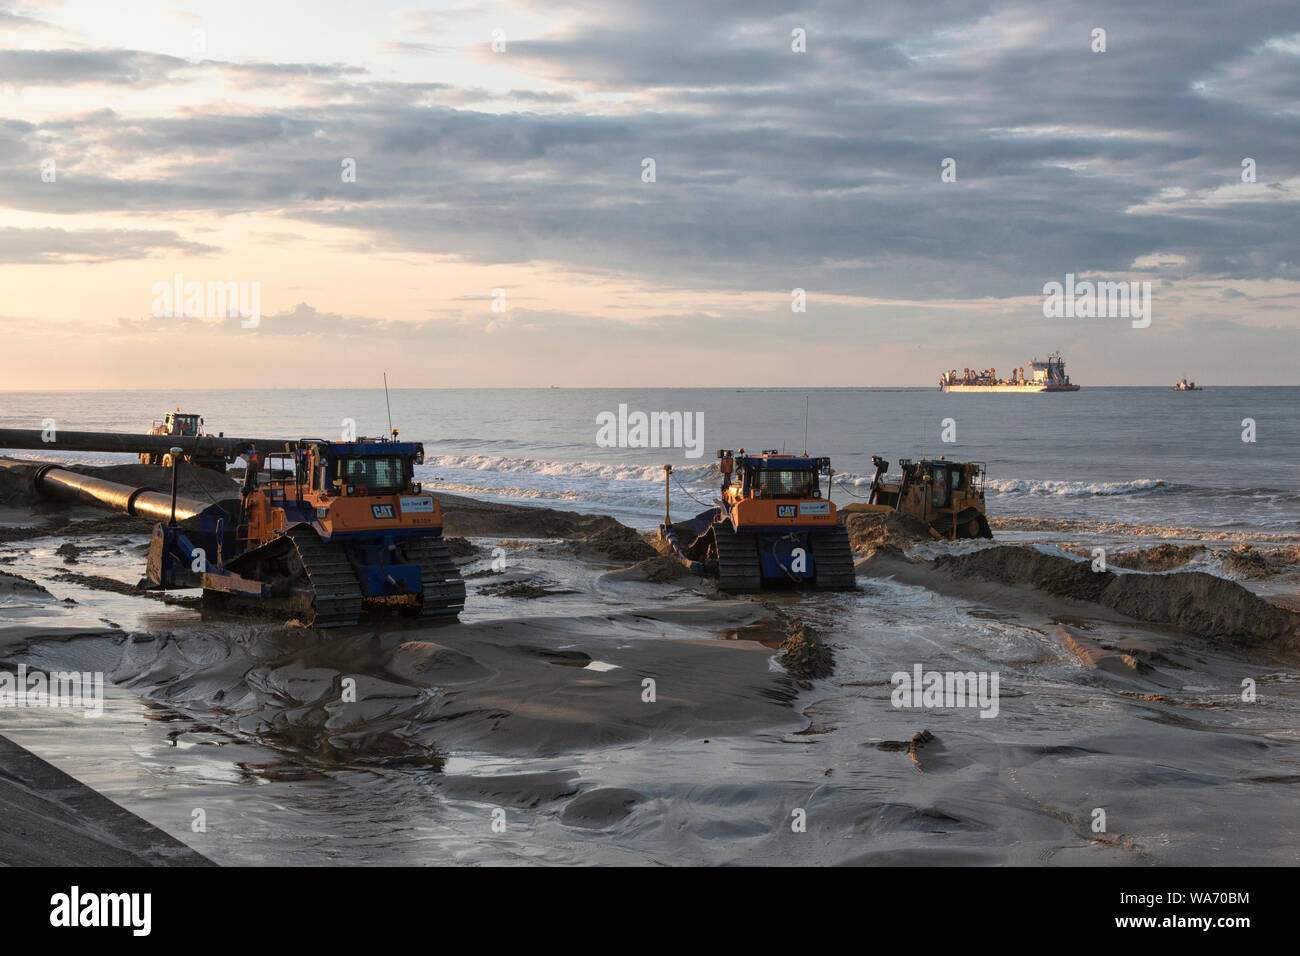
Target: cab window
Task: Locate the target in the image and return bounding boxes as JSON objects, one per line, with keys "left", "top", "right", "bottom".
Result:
{"left": 756, "top": 469, "right": 813, "bottom": 498}
{"left": 336, "top": 456, "right": 408, "bottom": 494}
{"left": 930, "top": 466, "right": 950, "bottom": 506}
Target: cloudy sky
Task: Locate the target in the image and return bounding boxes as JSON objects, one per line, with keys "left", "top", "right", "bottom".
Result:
{"left": 1, "top": 0, "right": 1297, "bottom": 387}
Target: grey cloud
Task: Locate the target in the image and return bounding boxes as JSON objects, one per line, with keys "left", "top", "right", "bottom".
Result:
{"left": 0, "top": 49, "right": 190, "bottom": 87}
{"left": 0, "top": 227, "right": 218, "bottom": 264}
{"left": 0, "top": 1, "right": 55, "bottom": 31}
{"left": 0, "top": 0, "right": 1297, "bottom": 304}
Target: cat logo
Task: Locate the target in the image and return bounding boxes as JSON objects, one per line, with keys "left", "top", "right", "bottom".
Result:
{"left": 777, "top": 505, "right": 796, "bottom": 518}
{"left": 371, "top": 504, "right": 396, "bottom": 519}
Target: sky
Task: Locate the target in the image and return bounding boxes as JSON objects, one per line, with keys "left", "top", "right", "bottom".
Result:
{"left": 0, "top": 0, "right": 1297, "bottom": 388}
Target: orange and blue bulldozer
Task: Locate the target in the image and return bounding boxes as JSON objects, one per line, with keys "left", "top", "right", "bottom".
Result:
{"left": 35, "top": 436, "right": 465, "bottom": 627}
{"left": 659, "top": 449, "right": 856, "bottom": 590}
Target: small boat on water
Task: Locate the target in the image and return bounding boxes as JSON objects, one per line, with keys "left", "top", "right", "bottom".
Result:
{"left": 1174, "top": 378, "right": 1202, "bottom": 391}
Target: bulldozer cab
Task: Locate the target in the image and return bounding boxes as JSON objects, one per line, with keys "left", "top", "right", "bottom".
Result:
{"left": 718, "top": 450, "right": 829, "bottom": 506}
{"left": 754, "top": 466, "right": 816, "bottom": 498}
{"left": 910, "top": 458, "right": 983, "bottom": 512}
{"left": 853, "top": 455, "right": 990, "bottom": 539}
{"left": 238, "top": 438, "right": 430, "bottom": 548}
{"left": 242, "top": 439, "right": 425, "bottom": 502}
{"left": 927, "top": 460, "right": 960, "bottom": 509}
{"left": 337, "top": 453, "right": 408, "bottom": 496}
{"left": 165, "top": 412, "right": 202, "bottom": 436}
{"left": 295, "top": 439, "right": 425, "bottom": 499}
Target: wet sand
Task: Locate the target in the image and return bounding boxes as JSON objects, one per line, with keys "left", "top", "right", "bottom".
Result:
{"left": 0, "top": 733, "right": 212, "bottom": 866}
{"left": 2, "top": 458, "right": 1299, "bottom": 865}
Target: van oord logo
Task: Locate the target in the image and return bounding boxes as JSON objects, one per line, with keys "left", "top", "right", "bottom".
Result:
{"left": 371, "top": 504, "right": 395, "bottom": 519}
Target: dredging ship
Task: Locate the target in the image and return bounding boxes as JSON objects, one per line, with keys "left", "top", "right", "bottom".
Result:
{"left": 939, "top": 352, "right": 1080, "bottom": 392}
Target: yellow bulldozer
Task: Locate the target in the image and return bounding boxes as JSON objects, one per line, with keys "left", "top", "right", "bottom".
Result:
{"left": 839, "top": 456, "right": 992, "bottom": 539}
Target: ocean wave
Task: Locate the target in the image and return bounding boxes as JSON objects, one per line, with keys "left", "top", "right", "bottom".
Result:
{"left": 830, "top": 473, "right": 1171, "bottom": 499}
{"left": 986, "top": 478, "right": 1168, "bottom": 497}
{"left": 424, "top": 481, "right": 587, "bottom": 502}
{"left": 422, "top": 455, "right": 1175, "bottom": 502}
{"left": 421, "top": 454, "right": 717, "bottom": 484}
{"left": 422, "top": 438, "right": 576, "bottom": 451}
{"left": 1177, "top": 486, "right": 1300, "bottom": 502}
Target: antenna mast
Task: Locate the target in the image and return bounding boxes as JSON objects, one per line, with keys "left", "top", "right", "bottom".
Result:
{"left": 383, "top": 372, "right": 394, "bottom": 436}
{"left": 803, "top": 395, "right": 809, "bottom": 456}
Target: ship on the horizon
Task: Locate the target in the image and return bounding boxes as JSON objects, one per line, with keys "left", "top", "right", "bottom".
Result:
{"left": 939, "top": 352, "right": 1081, "bottom": 392}
{"left": 1173, "top": 377, "right": 1202, "bottom": 391}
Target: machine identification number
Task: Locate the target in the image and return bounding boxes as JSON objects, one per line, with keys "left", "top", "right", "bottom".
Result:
{"left": 372, "top": 504, "right": 396, "bottom": 519}
{"left": 800, "top": 502, "right": 830, "bottom": 515}
{"left": 400, "top": 496, "right": 435, "bottom": 513}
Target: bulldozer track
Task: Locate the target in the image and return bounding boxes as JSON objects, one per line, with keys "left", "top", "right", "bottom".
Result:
{"left": 217, "top": 528, "right": 464, "bottom": 627}
{"left": 810, "top": 527, "right": 856, "bottom": 589}
{"left": 932, "top": 507, "right": 993, "bottom": 540}
{"left": 222, "top": 526, "right": 364, "bottom": 628}
{"left": 713, "top": 525, "right": 762, "bottom": 592}
{"left": 289, "top": 527, "right": 365, "bottom": 627}
{"left": 402, "top": 537, "right": 467, "bottom": 619}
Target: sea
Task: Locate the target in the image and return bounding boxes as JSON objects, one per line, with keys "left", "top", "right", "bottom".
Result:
{"left": 2, "top": 386, "right": 1297, "bottom": 535}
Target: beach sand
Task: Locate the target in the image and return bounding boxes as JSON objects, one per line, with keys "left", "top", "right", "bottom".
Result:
{"left": 2, "top": 458, "right": 1298, "bottom": 866}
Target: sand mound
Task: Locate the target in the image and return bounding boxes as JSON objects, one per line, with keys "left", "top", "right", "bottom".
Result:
{"left": 603, "top": 555, "right": 693, "bottom": 583}
{"left": 1221, "top": 544, "right": 1273, "bottom": 578}
{"left": 561, "top": 788, "right": 646, "bottom": 829}
{"left": 0, "top": 570, "right": 52, "bottom": 597}
{"left": 0, "top": 513, "right": 156, "bottom": 545}
{"left": 1108, "top": 544, "right": 1204, "bottom": 572}
{"left": 436, "top": 491, "right": 653, "bottom": 565}
{"left": 778, "top": 620, "right": 834, "bottom": 682}
{"left": 478, "top": 576, "right": 579, "bottom": 599}
{"left": 990, "top": 514, "right": 1300, "bottom": 544}
{"left": 0, "top": 462, "right": 41, "bottom": 508}
{"left": 441, "top": 536, "right": 480, "bottom": 559}
{"left": 877, "top": 730, "right": 936, "bottom": 771}
{"left": 568, "top": 524, "right": 658, "bottom": 563}
{"left": 439, "top": 771, "right": 580, "bottom": 808}
{"left": 1267, "top": 545, "right": 1300, "bottom": 566}
{"left": 55, "top": 542, "right": 87, "bottom": 564}
{"left": 840, "top": 510, "right": 934, "bottom": 554}
{"left": 436, "top": 491, "right": 627, "bottom": 539}
{"left": 933, "top": 546, "right": 1300, "bottom": 648}
{"left": 936, "top": 547, "right": 1111, "bottom": 601}
{"left": 386, "top": 640, "right": 490, "bottom": 683}
{"left": 1102, "top": 573, "right": 1300, "bottom": 646}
